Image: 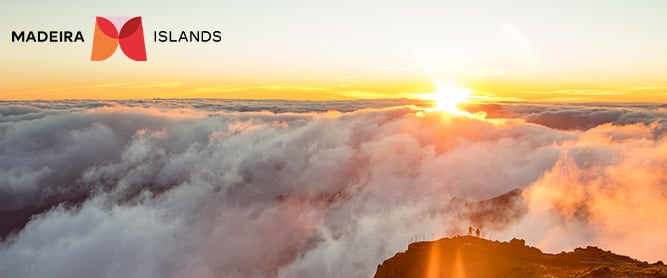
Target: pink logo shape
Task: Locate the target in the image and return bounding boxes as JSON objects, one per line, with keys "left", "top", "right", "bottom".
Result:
{"left": 91, "top": 16, "right": 147, "bottom": 61}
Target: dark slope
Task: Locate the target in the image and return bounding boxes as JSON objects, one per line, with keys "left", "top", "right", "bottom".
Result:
{"left": 375, "top": 236, "right": 667, "bottom": 278}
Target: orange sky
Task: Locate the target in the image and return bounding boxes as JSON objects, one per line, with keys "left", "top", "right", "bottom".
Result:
{"left": 1, "top": 0, "right": 666, "bottom": 102}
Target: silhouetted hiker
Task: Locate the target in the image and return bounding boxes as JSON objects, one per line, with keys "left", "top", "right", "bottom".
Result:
{"left": 475, "top": 228, "right": 480, "bottom": 237}
{"left": 468, "top": 226, "right": 473, "bottom": 236}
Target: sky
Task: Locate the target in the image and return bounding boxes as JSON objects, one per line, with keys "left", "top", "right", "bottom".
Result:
{"left": 1, "top": 0, "right": 667, "bottom": 101}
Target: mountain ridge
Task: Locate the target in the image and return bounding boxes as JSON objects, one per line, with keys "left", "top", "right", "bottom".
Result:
{"left": 374, "top": 236, "right": 666, "bottom": 278}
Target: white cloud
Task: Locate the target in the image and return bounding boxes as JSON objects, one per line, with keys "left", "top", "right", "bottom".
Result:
{"left": 0, "top": 100, "right": 665, "bottom": 278}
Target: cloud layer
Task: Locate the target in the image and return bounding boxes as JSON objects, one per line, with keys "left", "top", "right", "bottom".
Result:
{"left": 0, "top": 100, "right": 665, "bottom": 277}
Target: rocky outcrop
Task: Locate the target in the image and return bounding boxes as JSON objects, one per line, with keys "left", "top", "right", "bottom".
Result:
{"left": 375, "top": 236, "right": 667, "bottom": 278}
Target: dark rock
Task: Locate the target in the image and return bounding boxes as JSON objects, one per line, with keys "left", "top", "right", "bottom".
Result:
{"left": 375, "top": 236, "right": 664, "bottom": 278}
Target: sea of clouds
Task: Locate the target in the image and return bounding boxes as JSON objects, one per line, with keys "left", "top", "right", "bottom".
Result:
{"left": 1, "top": 99, "right": 666, "bottom": 278}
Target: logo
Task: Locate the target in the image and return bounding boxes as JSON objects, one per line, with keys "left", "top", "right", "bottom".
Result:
{"left": 91, "top": 16, "right": 147, "bottom": 61}
{"left": 10, "top": 16, "right": 222, "bottom": 61}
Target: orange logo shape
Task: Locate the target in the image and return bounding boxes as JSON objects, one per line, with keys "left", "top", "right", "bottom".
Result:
{"left": 91, "top": 16, "right": 147, "bottom": 61}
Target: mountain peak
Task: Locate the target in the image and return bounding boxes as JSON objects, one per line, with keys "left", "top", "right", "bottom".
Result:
{"left": 374, "top": 236, "right": 666, "bottom": 277}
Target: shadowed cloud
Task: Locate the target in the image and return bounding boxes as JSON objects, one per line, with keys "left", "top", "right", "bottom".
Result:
{"left": 0, "top": 99, "right": 665, "bottom": 278}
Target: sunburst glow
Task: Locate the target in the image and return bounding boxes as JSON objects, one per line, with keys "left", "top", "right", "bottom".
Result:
{"left": 419, "top": 80, "right": 474, "bottom": 114}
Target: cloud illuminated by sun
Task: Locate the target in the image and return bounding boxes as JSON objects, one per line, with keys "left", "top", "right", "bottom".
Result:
{"left": 418, "top": 80, "right": 474, "bottom": 114}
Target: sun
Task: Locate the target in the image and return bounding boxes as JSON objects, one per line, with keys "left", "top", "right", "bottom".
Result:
{"left": 419, "top": 80, "right": 473, "bottom": 113}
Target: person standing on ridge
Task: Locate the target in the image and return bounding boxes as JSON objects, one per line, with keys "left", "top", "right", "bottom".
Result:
{"left": 475, "top": 228, "right": 480, "bottom": 238}
{"left": 468, "top": 226, "right": 473, "bottom": 236}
